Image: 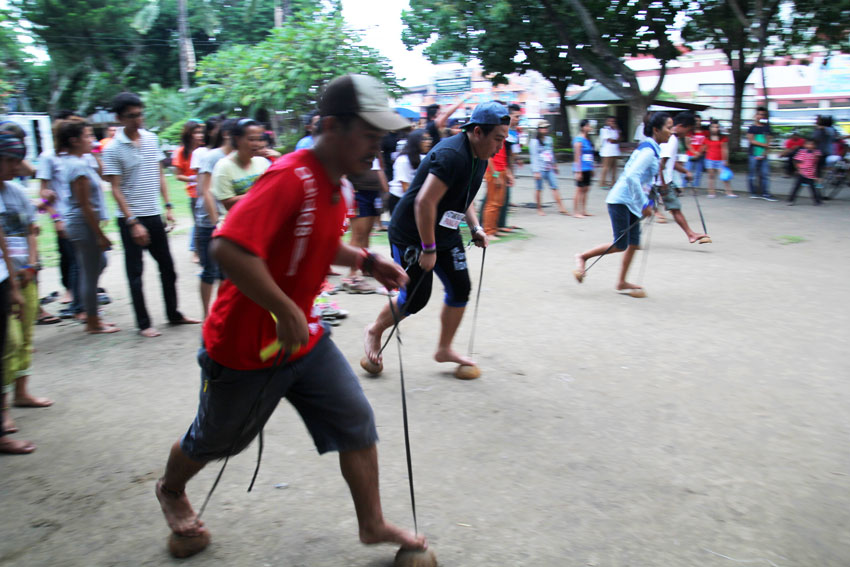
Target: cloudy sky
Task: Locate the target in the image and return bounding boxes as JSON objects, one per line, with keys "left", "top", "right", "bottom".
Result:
{"left": 340, "top": 0, "right": 456, "bottom": 87}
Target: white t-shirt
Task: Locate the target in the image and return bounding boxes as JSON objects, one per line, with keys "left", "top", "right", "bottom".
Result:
{"left": 389, "top": 154, "right": 423, "bottom": 198}
{"left": 190, "top": 146, "right": 209, "bottom": 170}
{"left": 657, "top": 134, "right": 678, "bottom": 186}
{"left": 599, "top": 126, "right": 621, "bottom": 157}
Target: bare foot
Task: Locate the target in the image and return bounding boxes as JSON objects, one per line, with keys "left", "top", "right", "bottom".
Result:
{"left": 2, "top": 413, "right": 17, "bottom": 433}
{"left": 434, "top": 347, "right": 475, "bottom": 367}
{"left": 360, "top": 521, "right": 427, "bottom": 550}
{"left": 537, "top": 209, "right": 546, "bottom": 216}
{"left": 364, "top": 325, "right": 383, "bottom": 365}
{"left": 14, "top": 395, "right": 53, "bottom": 408}
{"left": 140, "top": 327, "right": 162, "bottom": 338}
{"left": 688, "top": 233, "right": 709, "bottom": 244}
{"left": 583, "top": 212, "right": 594, "bottom": 216}
{"left": 573, "top": 254, "right": 586, "bottom": 283}
{"left": 573, "top": 214, "right": 586, "bottom": 219}
{"left": 87, "top": 324, "right": 120, "bottom": 334}
{"left": 169, "top": 317, "right": 201, "bottom": 325}
{"left": 156, "top": 479, "right": 207, "bottom": 537}
{"left": 60, "top": 290, "right": 72, "bottom": 304}
{"left": 0, "top": 436, "right": 35, "bottom": 454}
{"left": 559, "top": 209, "right": 570, "bottom": 215}
{"left": 616, "top": 282, "right": 643, "bottom": 291}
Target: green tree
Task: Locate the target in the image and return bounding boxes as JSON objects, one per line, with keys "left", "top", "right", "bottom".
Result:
{"left": 402, "top": 1, "right": 585, "bottom": 145}
{"left": 682, "top": 0, "right": 786, "bottom": 152}
{"left": 195, "top": 9, "right": 401, "bottom": 137}
{"left": 10, "top": 0, "right": 322, "bottom": 115}
{"left": 402, "top": 1, "right": 681, "bottom": 134}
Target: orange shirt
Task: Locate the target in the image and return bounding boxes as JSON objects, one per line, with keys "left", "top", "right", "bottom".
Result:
{"left": 171, "top": 146, "right": 197, "bottom": 198}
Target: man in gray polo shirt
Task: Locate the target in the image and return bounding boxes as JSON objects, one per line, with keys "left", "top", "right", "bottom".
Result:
{"left": 102, "top": 92, "right": 199, "bottom": 337}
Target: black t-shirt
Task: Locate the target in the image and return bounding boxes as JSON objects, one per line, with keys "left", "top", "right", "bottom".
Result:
{"left": 381, "top": 132, "right": 398, "bottom": 181}
{"left": 389, "top": 132, "right": 486, "bottom": 250}
{"left": 426, "top": 120, "right": 441, "bottom": 145}
{"left": 812, "top": 126, "right": 835, "bottom": 156}
{"left": 747, "top": 124, "right": 773, "bottom": 156}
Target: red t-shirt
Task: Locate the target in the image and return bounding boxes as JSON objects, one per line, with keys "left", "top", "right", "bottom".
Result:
{"left": 490, "top": 144, "right": 509, "bottom": 171}
{"left": 705, "top": 136, "right": 727, "bottom": 161}
{"left": 794, "top": 148, "right": 820, "bottom": 179}
{"left": 687, "top": 129, "right": 707, "bottom": 157}
{"left": 785, "top": 137, "right": 805, "bottom": 151}
{"left": 172, "top": 147, "right": 198, "bottom": 199}
{"left": 203, "top": 150, "right": 347, "bottom": 370}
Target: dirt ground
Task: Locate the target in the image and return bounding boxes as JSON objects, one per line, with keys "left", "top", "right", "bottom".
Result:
{"left": 2, "top": 180, "right": 848, "bottom": 567}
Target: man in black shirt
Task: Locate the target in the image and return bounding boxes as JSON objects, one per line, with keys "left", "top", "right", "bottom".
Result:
{"left": 363, "top": 102, "right": 509, "bottom": 378}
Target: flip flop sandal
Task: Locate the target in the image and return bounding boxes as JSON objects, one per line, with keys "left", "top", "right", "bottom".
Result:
{"left": 37, "top": 313, "right": 61, "bottom": 325}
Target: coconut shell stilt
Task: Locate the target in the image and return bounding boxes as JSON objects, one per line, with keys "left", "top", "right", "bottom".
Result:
{"left": 697, "top": 236, "right": 712, "bottom": 244}
{"left": 572, "top": 269, "right": 585, "bottom": 283}
{"left": 454, "top": 364, "right": 481, "bottom": 380}
{"left": 394, "top": 547, "right": 438, "bottom": 567}
{"left": 628, "top": 289, "right": 647, "bottom": 298}
{"left": 167, "top": 531, "right": 211, "bottom": 558}
{"left": 360, "top": 356, "right": 383, "bottom": 376}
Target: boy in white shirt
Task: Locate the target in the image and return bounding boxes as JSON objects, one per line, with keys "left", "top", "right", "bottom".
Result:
{"left": 655, "top": 112, "right": 710, "bottom": 244}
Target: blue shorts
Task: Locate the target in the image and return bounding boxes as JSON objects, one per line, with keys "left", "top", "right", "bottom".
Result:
{"left": 194, "top": 225, "right": 221, "bottom": 284}
{"left": 608, "top": 203, "right": 640, "bottom": 250}
{"left": 180, "top": 332, "right": 378, "bottom": 460}
{"left": 354, "top": 190, "right": 381, "bottom": 218}
{"left": 705, "top": 159, "right": 724, "bottom": 170}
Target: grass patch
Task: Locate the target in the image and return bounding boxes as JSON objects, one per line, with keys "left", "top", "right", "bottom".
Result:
{"left": 777, "top": 235, "right": 806, "bottom": 245}
{"left": 37, "top": 175, "right": 195, "bottom": 268}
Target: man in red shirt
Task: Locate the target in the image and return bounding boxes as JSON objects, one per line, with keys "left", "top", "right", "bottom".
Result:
{"left": 154, "top": 75, "right": 425, "bottom": 558}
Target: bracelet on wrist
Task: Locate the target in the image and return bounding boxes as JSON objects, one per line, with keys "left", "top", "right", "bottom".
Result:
{"left": 356, "top": 248, "right": 377, "bottom": 276}
{"left": 165, "top": 202, "right": 173, "bottom": 209}
{"left": 421, "top": 242, "right": 436, "bottom": 251}
{"left": 472, "top": 225, "right": 484, "bottom": 235}
{"left": 421, "top": 248, "right": 437, "bottom": 255}
{"left": 51, "top": 213, "right": 61, "bottom": 221}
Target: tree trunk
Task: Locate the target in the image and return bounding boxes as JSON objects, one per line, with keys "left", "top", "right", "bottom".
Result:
{"left": 729, "top": 70, "right": 748, "bottom": 153}
{"left": 555, "top": 82, "right": 572, "bottom": 148}
{"left": 628, "top": 99, "right": 648, "bottom": 143}
{"left": 48, "top": 65, "right": 74, "bottom": 117}
{"left": 177, "top": 0, "right": 190, "bottom": 91}
{"left": 274, "top": 0, "right": 283, "bottom": 27}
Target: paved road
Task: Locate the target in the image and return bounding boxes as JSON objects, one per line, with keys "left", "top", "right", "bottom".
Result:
{"left": 3, "top": 181, "right": 848, "bottom": 566}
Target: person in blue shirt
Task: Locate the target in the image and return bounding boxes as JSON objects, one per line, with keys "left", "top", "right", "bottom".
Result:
{"left": 573, "top": 112, "right": 672, "bottom": 295}
{"left": 572, "top": 119, "right": 596, "bottom": 217}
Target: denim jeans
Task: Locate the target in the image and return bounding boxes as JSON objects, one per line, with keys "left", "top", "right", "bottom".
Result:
{"left": 535, "top": 169, "right": 559, "bottom": 191}
{"left": 748, "top": 156, "right": 771, "bottom": 196}
{"left": 687, "top": 156, "right": 705, "bottom": 188}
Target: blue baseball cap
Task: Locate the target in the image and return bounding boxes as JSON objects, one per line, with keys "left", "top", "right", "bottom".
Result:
{"left": 463, "top": 102, "right": 510, "bottom": 129}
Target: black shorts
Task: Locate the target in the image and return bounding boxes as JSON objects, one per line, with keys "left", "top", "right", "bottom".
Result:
{"left": 390, "top": 240, "right": 471, "bottom": 315}
{"left": 180, "top": 333, "right": 377, "bottom": 460}
{"left": 577, "top": 170, "right": 593, "bottom": 188}
{"left": 354, "top": 190, "right": 381, "bottom": 218}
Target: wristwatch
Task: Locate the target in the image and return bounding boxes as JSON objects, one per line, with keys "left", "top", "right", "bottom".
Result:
{"left": 126, "top": 216, "right": 139, "bottom": 226}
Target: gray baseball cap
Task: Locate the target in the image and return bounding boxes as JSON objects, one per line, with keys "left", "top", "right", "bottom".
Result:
{"left": 318, "top": 75, "right": 411, "bottom": 132}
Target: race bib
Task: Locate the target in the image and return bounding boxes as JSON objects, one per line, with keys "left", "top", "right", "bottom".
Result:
{"left": 6, "top": 236, "right": 27, "bottom": 261}
{"left": 373, "top": 196, "right": 383, "bottom": 209}
{"left": 438, "top": 211, "right": 465, "bottom": 230}
{"left": 582, "top": 153, "right": 594, "bottom": 164}
{"left": 541, "top": 150, "right": 555, "bottom": 165}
